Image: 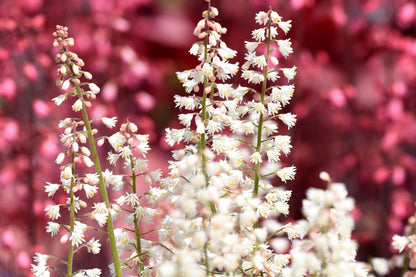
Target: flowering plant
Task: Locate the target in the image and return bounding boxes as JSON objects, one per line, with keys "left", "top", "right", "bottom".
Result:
{"left": 29, "top": 1, "right": 414, "bottom": 277}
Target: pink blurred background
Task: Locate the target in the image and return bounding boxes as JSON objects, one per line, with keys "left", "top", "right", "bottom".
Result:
{"left": 1, "top": 0, "right": 416, "bottom": 276}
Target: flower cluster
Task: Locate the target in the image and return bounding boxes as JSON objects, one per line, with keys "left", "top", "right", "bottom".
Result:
{"left": 391, "top": 210, "right": 416, "bottom": 276}
{"left": 32, "top": 25, "right": 157, "bottom": 277}
{"left": 106, "top": 121, "right": 164, "bottom": 275}
{"left": 157, "top": 3, "right": 299, "bottom": 276}
{"left": 32, "top": 26, "right": 109, "bottom": 277}
{"left": 285, "top": 172, "right": 369, "bottom": 277}
{"left": 33, "top": 2, "right": 301, "bottom": 276}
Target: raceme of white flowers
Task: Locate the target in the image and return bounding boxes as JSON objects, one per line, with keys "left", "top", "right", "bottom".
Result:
{"left": 158, "top": 3, "right": 299, "bottom": 277}
{"left": 32, "top": 25, "right": 163, "bottom": 277}
{"left": 32, "top": 2, "right": 409, "bottom": 277}
{"left": 284, "top": 172, "right": 369, "bottom": 277}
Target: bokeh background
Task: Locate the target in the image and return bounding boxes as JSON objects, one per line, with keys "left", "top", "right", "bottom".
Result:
{"left": 1, "top": 0, "right": 416, "bottom": 276}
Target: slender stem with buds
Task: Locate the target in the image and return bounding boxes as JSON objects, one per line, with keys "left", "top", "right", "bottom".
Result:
{"left": 73, "top": 83, "right": 122, "bottom": 277}
{"left": 129, "top": 151, "right": 144, "bottom": 274}
{"left": 66, "top": 148, "right": 76, "bottom": 277}
{"left": 253, "top": 14, "right": 272, "bottom": 199}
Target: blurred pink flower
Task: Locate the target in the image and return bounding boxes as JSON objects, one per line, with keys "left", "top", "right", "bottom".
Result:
{"left": 0, "top": 78, "right": 16, "bottom": 100}
{"left": 135, "top": 91, "right": 155, "bottom": 112}
{"left": 2, "top": 229, "right": 15, "bottom": 249}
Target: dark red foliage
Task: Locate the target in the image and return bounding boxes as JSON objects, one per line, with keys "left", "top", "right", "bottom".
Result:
{"left": 1, "top": 0, "right": 415, "bottom": 276}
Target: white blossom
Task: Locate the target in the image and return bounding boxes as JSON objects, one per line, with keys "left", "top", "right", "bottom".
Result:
{"left": 101, "top": 117, "right": 117, "bottom": 128}
{"left": 276, "top": 166, "right": 296, "bottom": 182}
{"left": 371, "top": 258, "right": 389, "bottom": 276}
{"left": 252, "top": 28, "right": 266, "bottom": 41}
{"left": 278, "top": 39, "right": 293, "bottom": 58}
{"left": 45, "top": 182, "right": 60, "bottom": 197}
{"left": 278, "top": 20, "right": 292, "bottom": 34}
{"left": 45, "top": 222, "right": 60, "bottom": 236}
{"left": 281, "top": 66, "right": 297, "bottom": 81}
{"left": 72, "top": 98, "right": 83, "bottom": 112}
{"left": 392, "top": 235, "right": 409, "bottom": 253}
{"left": 45, "top": 205, "right": 61, "bottom": 220}
{"left": 86, "top": 238, "right": 101, "bottom": 254}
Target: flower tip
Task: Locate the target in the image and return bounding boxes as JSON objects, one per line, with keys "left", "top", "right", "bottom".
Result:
{"left": 319, "top": 171, "right": 331, "bottom": 182}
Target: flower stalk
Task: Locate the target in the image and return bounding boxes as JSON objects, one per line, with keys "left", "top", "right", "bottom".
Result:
{"left": 66, "top": 142, "right": 76, "bottom": 277}
{"left": 128, "top": 148, "right": 145, "bottom": 273}
{"left": 73, "top": 82, "right": 122, "bottom": 277}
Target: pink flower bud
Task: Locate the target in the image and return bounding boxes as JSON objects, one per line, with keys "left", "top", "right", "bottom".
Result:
{"left": 120, "top": 123, "right": 127, "bottom": 132}
{"left": 55, "top": 152, "right": 65, "bottom": 164}
{"left": 85, "top": 101, "right": 92, "bottom": 108}
{"left": 60, "top": 234, "right": 68, "bottom": 244}
{"left": 97, "top": 138, "right": 105, "bottom": 147}
{"left": 61, "top": 79, "right": 70, "bottom": 90}
{"left": 198, "top": 32, "right": 207, "bottom": 39}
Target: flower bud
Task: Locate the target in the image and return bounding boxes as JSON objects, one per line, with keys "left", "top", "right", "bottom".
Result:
{"left": 79, "top": 133, "right": 87, "bottom": 144}
{"left": 60, "top": 66, "right": 67, "bottom": 75}
{"left": 83, "top": 71, "right": 92, "bottom": 80}
{"left": 72, "top": 142, "right": 79, "bottom": 152}
{"left": 88, "top": 83, "right": 100, "bottom": 94}
{"left": 79, "top": 200, "right": 87, "bottom": 208}
{"left": 210, "top": 7, "right": 219, "bottom": 17}
{"left": 319, "top": 171, "right": 331, "bottom": 182}
{"left": 61, "top": 79, "right": 70, "bottom": 90}
{"left": 66, "top": 37, "right": 74, "bottom": 46}
{"left": 72, "top": 64, "right": 80, "bottom": 76}
{"left": 55, "top": 152, "right": 65, "bottom": 164}
{"left": 97, "top": 138, "right": 105, "bottom": 147}
{"left": 128, "top": 122, "right": 138, "bottom": 133}
{"left": 80, "top": 146, "right": 91, "bottom": 156}
{"left": 60, "top": 234, "right": 68, "bottom": 244}
{"left": 270, "top": 56, "right": 279, "bottom": 66}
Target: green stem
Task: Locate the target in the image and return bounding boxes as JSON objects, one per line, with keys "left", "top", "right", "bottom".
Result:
{"left": 74, "top": 83, "right": 122, "bottom": 277}
{"left": 253, "top": 16, "right": 272, "bottom": 229}
{"left": 66, "top": 148, "right": 76, "bottom": 277}
{"left": 129, "top": 152, "right": 144, "bottom": 274}
{"left": 199, "top": 7, "right": 210, "bottom": 189}
{"left": 204, "top": 242, "right": 210, "bottom": 277}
